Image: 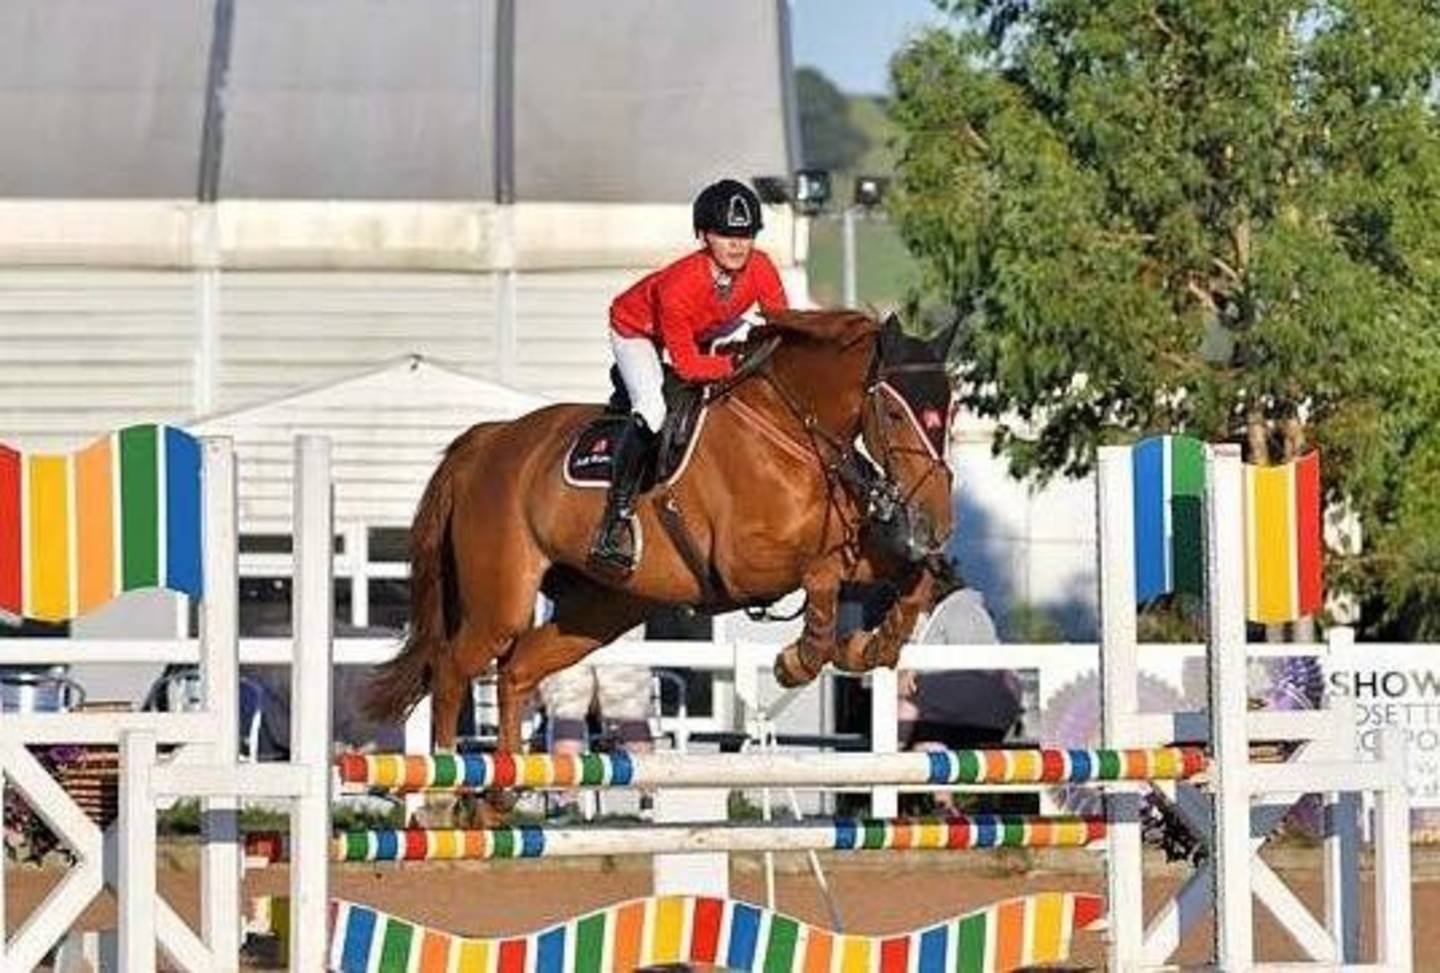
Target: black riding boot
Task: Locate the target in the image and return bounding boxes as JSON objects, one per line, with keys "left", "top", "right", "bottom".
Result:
{"left": 589, "top": 415, "right": 656, "bottom": 574}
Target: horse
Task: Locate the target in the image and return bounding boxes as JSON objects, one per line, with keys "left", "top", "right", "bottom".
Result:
{"left": 365, "top": 310, "right": 958, "bottom": 762}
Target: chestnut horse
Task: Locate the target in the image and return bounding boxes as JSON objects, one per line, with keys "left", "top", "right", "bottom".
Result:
{"left": 366, "top": 310, "right": 957, "bottom": 755}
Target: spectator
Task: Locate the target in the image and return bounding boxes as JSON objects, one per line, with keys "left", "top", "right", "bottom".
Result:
{"left": 900, "top": 563, "right": 1024, "bottom": 815}
{"left": 538, "top": 662, "right": 654, "bottom": 820}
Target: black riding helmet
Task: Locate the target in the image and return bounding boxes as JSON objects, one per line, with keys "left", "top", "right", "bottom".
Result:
{"left": 693, "top": 179, "right": 764, "bottom": 238}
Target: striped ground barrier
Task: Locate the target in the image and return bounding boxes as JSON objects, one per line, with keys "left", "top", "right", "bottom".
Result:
{"left": 336, "top": 746, "right": 1205, "bottom": 793}
{"left": 330, "top": 815, "right": 1107, "bottom": 862}
{"left": 326, "top": 892, "right": 1105, "bottom": 973}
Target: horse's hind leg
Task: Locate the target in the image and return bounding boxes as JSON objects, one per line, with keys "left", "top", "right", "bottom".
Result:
{"left": 430, "top": 618, "right": 517, "bottom": 751}
{"left": 417, "top": 560, "right": 541, "bottom": 828}
{"left": 494, "top": 584, "right": 653, "bottom": 757}
{"left": 432, "top": 547, "right": 546, "bottom": 751}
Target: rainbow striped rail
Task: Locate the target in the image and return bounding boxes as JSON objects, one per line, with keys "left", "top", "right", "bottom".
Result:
{"left": 336, "top": 746, "right": 1205, "bottom": 793}
{"left": 331, "top": 816, "right": 1106, "bottom": 863}
{"left": 327, "top": 892, "right": 1105, "bottom": 973}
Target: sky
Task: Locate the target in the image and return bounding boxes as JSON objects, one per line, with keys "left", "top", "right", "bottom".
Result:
{"left": 790, "top": 0, "right": 953, "bottom": 95}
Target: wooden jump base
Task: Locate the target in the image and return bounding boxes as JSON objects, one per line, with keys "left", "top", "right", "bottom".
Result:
{"left": 336, "top": 746, "right": 1205, "bottom": 793}
{"left": 329, "top": 816, "right": 1107, "bottom": 862}
{"left": 325, "top": 893, "right": 1105, "bottom": 973}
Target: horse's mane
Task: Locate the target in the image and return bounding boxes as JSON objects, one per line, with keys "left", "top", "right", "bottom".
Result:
{"left": 726, "top": 310, "right": 878, "bottom": 408}
{"left": 758, "top": 309, "right": 878, "bottom": 347}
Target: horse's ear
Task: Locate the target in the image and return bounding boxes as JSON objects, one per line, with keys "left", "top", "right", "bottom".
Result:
{"left": 878, "top": 314, "right": 904, "bottom": 358}
{"left": 928, "top": 320, "right": 961, "bottom": 362}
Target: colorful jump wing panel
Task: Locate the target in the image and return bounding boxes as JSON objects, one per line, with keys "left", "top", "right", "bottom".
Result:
{"left": 1245, "top": 451, "right": 1323, "bottom": 624}
{"left": 327, "top": 893, "right": 1105, "bottom": 973}
{"left": 1130, "top": 437, "right": 1324, "bottom": 623}
{"left": 0, "top": 425, "right": 203, "bottom": 622}
{"left": 1131, "top": 435, "right": 1205, "bottom": 605}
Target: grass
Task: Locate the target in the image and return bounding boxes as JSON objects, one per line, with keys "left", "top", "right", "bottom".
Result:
{"left": 805, "top": 215, "right": 921, "bottom": 310}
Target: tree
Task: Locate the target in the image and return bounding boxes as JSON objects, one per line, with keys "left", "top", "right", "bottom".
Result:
{"left": 796, "top": 67, "right": 871, "bottom": 173}
{"left": 889, "top": 1, "right": 1440, "bottom": 637}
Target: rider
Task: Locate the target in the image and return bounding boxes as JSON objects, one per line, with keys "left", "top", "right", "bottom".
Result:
{"left": 590, "top": 178, "right": 790, "bottom": 574}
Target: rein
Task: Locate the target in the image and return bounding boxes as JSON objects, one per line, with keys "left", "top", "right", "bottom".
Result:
{"left": 717, "top": 336, "right": 948, "bottom": 560}
{"left": 736, "top": 361, "right": 878, "bottom": 504}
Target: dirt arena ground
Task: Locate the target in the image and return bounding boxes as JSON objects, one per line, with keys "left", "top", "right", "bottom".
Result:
{"left": 8, "top": 846, "right": 1440, "bottom": 970}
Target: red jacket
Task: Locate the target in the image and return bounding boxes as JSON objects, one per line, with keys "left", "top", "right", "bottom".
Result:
{"left": 610, "top": 249, "right": 789, "bottom": 381}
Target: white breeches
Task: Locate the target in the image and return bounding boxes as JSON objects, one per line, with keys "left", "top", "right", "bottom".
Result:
{"left": 611, "top": 331, "right": 667, "bottom": 431}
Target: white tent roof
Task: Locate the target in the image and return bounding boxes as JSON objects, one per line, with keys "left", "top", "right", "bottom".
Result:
{"left": 189, "top": 354, "right": 549, "bottom": 530}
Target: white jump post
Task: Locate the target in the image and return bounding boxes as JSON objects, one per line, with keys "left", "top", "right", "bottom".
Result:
{"left": 1100, "top": 442, "right": 1413, "bottom": 971}
{"left": 290, "top": 434, "right": 335, "bottom": 971}
{"left": 199, "top": 436, "right": 242, "bottom": 965}
{"left": 1096, "top": 446, "right": 1146, "bottom": 967}
{"left": 112, "top": 435, "right": 332, "bottom": 971}
{"left": 0, "top": 432, "right": 245, "bottom": 971}
{"left": 1207, "top": 444, "right": 1255, "bottom": 968}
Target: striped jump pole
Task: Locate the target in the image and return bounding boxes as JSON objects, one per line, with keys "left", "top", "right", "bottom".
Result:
{"left": 336, "top": 746, "right": 1205, "bottom": 793}
{"left": 331, "top": 816, "right": 1107, "bottom": 863}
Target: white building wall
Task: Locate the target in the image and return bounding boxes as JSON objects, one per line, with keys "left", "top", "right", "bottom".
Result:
{"left": 951, "top": 441, "right": 1100, "bottom": 640}
{"left": 217, "top": 272, "right": 500, "bottom": 409}
{"left": 515, "top": 268, "right": 642, "bottom": 401}
{"left": 0, "top": 269, "right": 197, "bottom": 451}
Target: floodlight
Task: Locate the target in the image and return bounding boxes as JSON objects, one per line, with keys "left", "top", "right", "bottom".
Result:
{"left": 854, "top": 175, "right": 889, "bottom": 209}
{"left": 794, "top": 169, "right": 831, "bottom": 215}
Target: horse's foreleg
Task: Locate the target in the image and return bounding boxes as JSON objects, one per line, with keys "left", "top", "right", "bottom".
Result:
{"left": 773, "top": 559, "right": 844, "bottom": 688}
{"left": 834, "top": 568, "right": 936, "bottom": 673}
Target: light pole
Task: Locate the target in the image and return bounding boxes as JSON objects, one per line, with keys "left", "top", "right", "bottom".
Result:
{"left": 842, "top": 176, "right": 889, "bottom": 309}
{"left": 842, "top": 205, "right": 858, "bottom": 308}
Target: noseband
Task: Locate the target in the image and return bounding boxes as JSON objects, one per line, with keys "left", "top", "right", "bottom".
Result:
{"left": 858, "top": 357, "right": 954, "bottom": 564}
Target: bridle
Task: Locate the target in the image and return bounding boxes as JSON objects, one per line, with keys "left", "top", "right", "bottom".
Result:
{"left": 858, "top": 355, "right": 954, "bottom": 564}
{"left": 719, "top": 331, "right": 953, "bottom": 567}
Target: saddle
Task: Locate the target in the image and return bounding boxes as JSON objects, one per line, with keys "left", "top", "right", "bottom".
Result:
{"left": 563, "top": 366, "right": 709, "bottom": 488}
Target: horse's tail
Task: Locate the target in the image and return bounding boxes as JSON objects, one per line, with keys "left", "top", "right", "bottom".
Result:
{"left": 363, "top": 434, "right": 466, "bottom": 725}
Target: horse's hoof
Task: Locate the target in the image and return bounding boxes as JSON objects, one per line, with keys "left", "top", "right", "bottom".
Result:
{"left": 833, "top": 631, "right": 875, "bottom": 673}
{"left": 483, "top": 787, "right": 519, "bottom": 815}
{"left": 773, "top": 645, "right": 822, "bottom": 688}
{"left": 410, "top": 794, "right": 459, "bottom": 829}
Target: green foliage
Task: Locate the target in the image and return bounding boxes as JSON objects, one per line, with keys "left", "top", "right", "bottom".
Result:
{"left": 890, "top": 0, "right": 1440, "bottom": 636}
{"left": 159, "top": 799, "right": 200, "bottom": 835}
{"left": 331, "top": 802, "right": 404, "bottom": 832}
{"left": 797, "top": 67, "right": 872, "bottom": 172}
{"left": 1137, "top": 598, "right": 1206, "bottom": 643}
{"left": 1004, "top": 603, "right": 1067, "bottom": 642}
{"left": 848, "top": 95, "right": 903, "bottom": 177}
{"left": 241, "top": 805, "right": 291, "bottom": 831}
